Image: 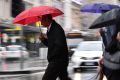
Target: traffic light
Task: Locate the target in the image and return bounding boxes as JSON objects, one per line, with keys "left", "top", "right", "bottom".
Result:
{"left": 11, "top": 0, "right": 25, "bottom": 17}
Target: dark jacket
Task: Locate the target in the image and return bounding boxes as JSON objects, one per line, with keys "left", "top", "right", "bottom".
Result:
{"left": 42, "top": 20, "right": 69, "bottom": 62}
{"left": 100, "top": 24, "right": 120, "bottom": 53}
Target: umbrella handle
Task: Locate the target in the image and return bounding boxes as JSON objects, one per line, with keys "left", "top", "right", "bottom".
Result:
{"left": 38, "top": 22, "right": 46, "bottom": 39}
{"left": 39, "top": 27, "right": 42, "bottom": 33}
{"left": 37, "top": 21, "right": 42, "bottom": 34}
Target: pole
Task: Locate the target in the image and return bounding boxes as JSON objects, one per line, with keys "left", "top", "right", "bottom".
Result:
{"left": 64, "top": 0, "right": 72, "bottom": 31}
{"left": 20, "top": 26, "right": 24, "bottom": 69}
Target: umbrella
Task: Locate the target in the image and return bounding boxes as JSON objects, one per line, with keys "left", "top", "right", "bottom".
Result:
{"left": 89, "top": 8, "right": 120, "bottom": 29}
{"left": 80, "top": 3, "right": 120, "bottom": 13}
{"left": 13, "top": 6, "right": 64, "bottom": 25}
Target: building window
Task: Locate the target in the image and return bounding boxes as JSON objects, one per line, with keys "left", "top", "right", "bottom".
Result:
{"left": 24, "top": 1, "right": 33, "bottom": 9}
{"left": 39, "top": 0, "right": 45, "bottom": 4}
{"left": 5, "top": 0, "right": 9, "bottom": 2}
{"left": 11, "top": 0, "right": 25, "bottom": 17}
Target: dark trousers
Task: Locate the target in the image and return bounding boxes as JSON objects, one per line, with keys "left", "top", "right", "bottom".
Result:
{"left": 103, "top": 65, "right": 120, "bottom": 80}
{"left": 42, "top": 62, "right": 71, "bottom": 80}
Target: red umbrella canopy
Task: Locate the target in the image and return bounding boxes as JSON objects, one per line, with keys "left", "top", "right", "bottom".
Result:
{"left": 13, "top": 6, "right": 64, "bottom": 25}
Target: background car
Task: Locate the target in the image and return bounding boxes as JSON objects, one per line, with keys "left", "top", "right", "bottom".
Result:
{"left": 67, "top": 38, "right": 83, "bottom": 59}
{"left": 0, "top": 46, "right": 6, "bottom": 59}
{"left": 71, "top": 41, "right": 103, "bottom": 72}
{"left": 4, "top": 45, "right": 29, "bottom": 59}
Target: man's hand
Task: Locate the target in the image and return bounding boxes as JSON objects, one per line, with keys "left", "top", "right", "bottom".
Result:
{"left": 39, "top": 33, "right": 46, "bottom": 41}
{"left": 116, "top": 32, "right": 120, "bottom": 42}
{"left": 98, "top": 57, "right": 103, "bottom": 67}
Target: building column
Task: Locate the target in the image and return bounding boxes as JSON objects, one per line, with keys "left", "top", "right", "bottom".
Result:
{"left": 0, "top": 0, "right": 11, "bottom": 19}
{"left": 112, "top": 0, "right": 118, "bottom": 4}
{"left": 64, "top": 0, "right": 72, "bottom": 32}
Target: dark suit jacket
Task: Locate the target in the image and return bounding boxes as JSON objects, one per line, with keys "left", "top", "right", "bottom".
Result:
{"left": 42, "top": 20, "right": 69, "bottom": 62}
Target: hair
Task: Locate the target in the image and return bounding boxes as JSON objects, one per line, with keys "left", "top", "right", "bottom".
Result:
{"left": 41, "top": 14, "right": 53, "bottom": 21}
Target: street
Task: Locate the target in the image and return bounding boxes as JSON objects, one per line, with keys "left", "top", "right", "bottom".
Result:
{"left": 0, "top": 58, "right": 107, "bottom": 80}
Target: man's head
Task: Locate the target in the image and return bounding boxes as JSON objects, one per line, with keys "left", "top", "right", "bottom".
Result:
{"left": 40, "top": 14, "right": 53, "bottom": 27}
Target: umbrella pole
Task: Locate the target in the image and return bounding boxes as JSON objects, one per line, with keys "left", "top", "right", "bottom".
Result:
{"left": 38, "top": 22, "right": 43, "bottom": 35}
{"left": 19, "top": 27, "right": 24, "bottom": 70}
{"left": 38, "top": 22, "right": 46, "bottom": 39}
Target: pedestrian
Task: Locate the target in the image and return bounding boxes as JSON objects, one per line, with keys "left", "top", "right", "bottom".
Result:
{"left": 39, "top": 14, "right": 71, "bottom": 80}
{"left": 98, "top": 23, "right": 120, "bottom": 80}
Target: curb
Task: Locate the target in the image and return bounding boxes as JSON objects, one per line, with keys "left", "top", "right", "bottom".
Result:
{"left": 0, "top": 68, "right": 45, "bottom": 75}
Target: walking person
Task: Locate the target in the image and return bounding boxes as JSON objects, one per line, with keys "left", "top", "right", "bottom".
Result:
{"left": 39, "top": 14, "right": 71, "bottom": 80}
{"left": 98, "top": 23, "right": 120, "bottom": 80}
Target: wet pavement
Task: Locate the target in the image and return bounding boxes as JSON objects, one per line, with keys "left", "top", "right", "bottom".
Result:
{"left": 0, "top": 58, "right": 107, "bottom": 80}
{"left": 0, "top": 58, "right": 47, "bottom": 71}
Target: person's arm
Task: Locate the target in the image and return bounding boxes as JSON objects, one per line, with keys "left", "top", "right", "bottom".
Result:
{"left": 116, "top": 25, "right": 120, "bottom": 42}
{"left": 97, "top": 39, "right": 104, "bottom": 80}
{"left": 97, "top": 53, "right": 104, "bottom": 80}
{"left": 41, "top": 38, "right": 48, "bottom": 46}
{"left": 116, "top": 32, "right": 120, "bottom": 42}
{"left": 98, "top": 43, "right": 104, "bottom": 67}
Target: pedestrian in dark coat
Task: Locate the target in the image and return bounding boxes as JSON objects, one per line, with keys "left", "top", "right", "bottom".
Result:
{"left": 98, "top": 24, "right": 120, "bottom": 80}
{"left": 39, "top": 14, "right": 71, "bottom": 80}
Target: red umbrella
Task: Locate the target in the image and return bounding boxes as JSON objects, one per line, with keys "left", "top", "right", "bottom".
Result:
{"left": 13, "top": 6, "right": 64, "bottom": 25}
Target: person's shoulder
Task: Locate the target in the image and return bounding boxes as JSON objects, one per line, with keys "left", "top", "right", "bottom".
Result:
{"left": 52, "top": 20, "right": 60, "bottom": 26}
{"left": 53, "top": 20, "right": 63, "bottom": 30}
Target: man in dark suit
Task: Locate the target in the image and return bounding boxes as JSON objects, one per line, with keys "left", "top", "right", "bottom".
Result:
{"left": 39, "top": 14, "right": 71, "bottom": 80}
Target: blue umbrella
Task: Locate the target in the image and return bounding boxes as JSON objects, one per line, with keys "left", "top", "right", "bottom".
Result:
{"left": 80, "top": 3, "right": 120, "bottom": 13}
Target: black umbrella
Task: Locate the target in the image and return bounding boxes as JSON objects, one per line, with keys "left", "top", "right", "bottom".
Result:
{"left": 89, "top": 8, "right": 120, "bottom": 29}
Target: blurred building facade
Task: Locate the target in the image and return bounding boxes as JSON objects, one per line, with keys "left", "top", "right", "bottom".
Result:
{"left": 0, "top": 0, "right": 119, "bottom": 31}
{"left": 0, "top": 0, "right": 71, "bottom": 32}
{"left": 23, "top": 0, "right": 72, "bottom": 32}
